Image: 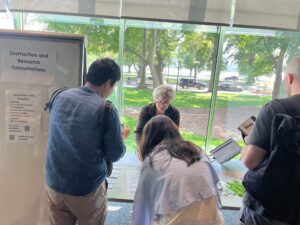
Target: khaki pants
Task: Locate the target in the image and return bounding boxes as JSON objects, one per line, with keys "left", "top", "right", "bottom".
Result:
{"left": 46, "top": 182, "right": 107, "bottom": 225}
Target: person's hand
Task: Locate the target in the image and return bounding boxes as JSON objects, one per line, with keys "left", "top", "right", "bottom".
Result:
{"left": 121, "top": 124, "right": 130, "bottom": 140}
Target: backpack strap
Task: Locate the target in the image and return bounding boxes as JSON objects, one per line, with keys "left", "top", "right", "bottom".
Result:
{"left": 99, "top": 100, "right": 112, "bottom": 131}
{"left": 44, "top": 87, "right": 68, "bottom": 111}
{"left": 99, "top": 100, "right": 113, "bottom": 177}
{"left": 275, "top": 98, "right": 299, "bottom": 117}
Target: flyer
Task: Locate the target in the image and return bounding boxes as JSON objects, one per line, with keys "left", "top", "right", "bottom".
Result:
{"left": 5, "top": 90, "right": 41, "bottom": 144}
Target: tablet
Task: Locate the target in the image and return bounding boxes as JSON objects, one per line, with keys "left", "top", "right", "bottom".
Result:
{"left": 210, "top": 138, "right": 242, "bottom": 164}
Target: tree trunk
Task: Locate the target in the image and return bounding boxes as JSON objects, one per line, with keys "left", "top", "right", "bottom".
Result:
{"left": 138, "top": 29, "right": 148, "bottom": 89}
{"left": 272, "top": 45, "right": 287, "bottom": 99}
{"left": 155, "top": 51, "right": 165, "bottom": 84}
{"left": 193, "top": 65, "right": 197, "bottom": 80}
{"left": 133, "top": 64, "right": 140, "bottom": 74}
{"left": 128, "top": 64, "right": 131, "bottom": 73}
{"left": 189, "top": 68, "right": 192, "bottom": 76}
{"left": 148, "top": 29, "right": 161, "bottom": 87}
{"left": 208, "top": 34, "right": 220, "bottom": 92}
{"left": 167, "top": 64, "right": 170, "bottom": 83}
{"left": 176, "top": 62, "right": 181, "bottom": 91}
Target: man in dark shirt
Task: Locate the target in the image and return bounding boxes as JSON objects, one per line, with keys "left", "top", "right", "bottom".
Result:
{"left": 46, "top": 58, "right": 130, "bottom": 225}
{"left": 239, "top": 57, "right": 300, "bottom": 225}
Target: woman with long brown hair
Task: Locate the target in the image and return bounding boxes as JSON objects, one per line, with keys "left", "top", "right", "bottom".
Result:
{"left": 132, "top": 115, "right": 224, "bottom": 225}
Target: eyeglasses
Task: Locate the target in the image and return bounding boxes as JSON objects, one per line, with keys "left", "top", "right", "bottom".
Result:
{"left": 156, "top": 100, "right": 170, "bottom": 107}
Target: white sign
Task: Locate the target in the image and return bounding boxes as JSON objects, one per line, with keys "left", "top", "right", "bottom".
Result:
{"left": 5, "top": 90, "right": 41, "bottom": 144}
{"left": 1, "top": 47, "right": 56, "bottom": 85}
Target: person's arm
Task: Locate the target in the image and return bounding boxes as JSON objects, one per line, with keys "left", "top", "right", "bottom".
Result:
{"left": 135, "top": 106, "right": 150, "bottom": 146}
{"left": 103, "top": 106, "right": 126, "bottom": 162}
{"left": 241, "top": 145, "right": 267, "bottom": 170}
{"left": 241, "top": 101, "right": 284, "bottom": 170}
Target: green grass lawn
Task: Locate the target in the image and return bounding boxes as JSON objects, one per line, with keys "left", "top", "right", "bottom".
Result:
{"left": 124, "top": 87, "right": 271, "bottom": 108}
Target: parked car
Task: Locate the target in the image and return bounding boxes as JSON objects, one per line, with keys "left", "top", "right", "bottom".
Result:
{"left": 218, "top": 83, "right": 243, "bottom": 92}
{"left": 179, "top": 78, "right": 207, "bottom": 90}
{"left": 225, "top": 76, "right": 239, "bottom": 81}
{"left": 194, "top": 81, "right": 207, "bottom": 90}
{"left": 136, "top": 77, "right": 153, "bottom": 85}
{"left": 249, "top": 86, "right": 273, "bottom": 94}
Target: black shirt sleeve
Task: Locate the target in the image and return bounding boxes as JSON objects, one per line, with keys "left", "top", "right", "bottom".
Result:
{"left": 171, "top": 107, "right": 180, "bottom": 127}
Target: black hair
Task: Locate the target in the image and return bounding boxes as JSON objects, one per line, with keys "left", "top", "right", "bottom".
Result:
{"left": 85, "top": 58, "right": 121, "bottom": 86}
{"left": 139, "top": 115, "right": 201, "bottom": 167}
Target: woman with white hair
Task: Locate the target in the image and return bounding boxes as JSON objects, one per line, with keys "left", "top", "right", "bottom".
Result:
{"left": 135, "top": 84, "right": 180, "bottom": 146}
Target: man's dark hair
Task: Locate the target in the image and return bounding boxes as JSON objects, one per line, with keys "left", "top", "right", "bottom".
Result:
{"left": 85, "top": 58, "right": 121, "bottom": 86}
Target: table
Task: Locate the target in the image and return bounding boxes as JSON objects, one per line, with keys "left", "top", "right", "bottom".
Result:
{"left": 107, "top": 159, "right": 247, "bottom": 210}
{"left": 212, "top": 160, "right": 247, "bottom": 210}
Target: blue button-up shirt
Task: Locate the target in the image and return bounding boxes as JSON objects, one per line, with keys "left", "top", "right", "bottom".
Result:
{"left": 46, "top": 87, "right": 125, "bottom": 196}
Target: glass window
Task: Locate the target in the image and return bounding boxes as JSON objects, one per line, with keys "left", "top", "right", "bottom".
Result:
{"left": 0, "top": 12, "right": 15, "bottom": 29}
{"left": 209, "top": 27, "right": 300, "bottom": 150}
{"left": 19, "top": 12, "right": 300, "bottom": 162}
{"left": 23, "top": 13, "right": 121, "bottom": 105}
{"left": 122, "top": 20, "right": 219, "bottom": 163}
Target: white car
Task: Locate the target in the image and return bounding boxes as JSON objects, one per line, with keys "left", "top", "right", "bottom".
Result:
{"left": 249, "top": 86, "right": 273, "bottom": 94}
{"left": 136, "top": 77, "right": 153, "bottom": 85}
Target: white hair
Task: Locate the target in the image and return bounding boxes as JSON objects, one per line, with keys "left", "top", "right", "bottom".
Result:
{"left": 152, "top": 85, "right": 176, "bottom": 102}
{"left": 286, "top": 57, "right": 300, "bottom": 80}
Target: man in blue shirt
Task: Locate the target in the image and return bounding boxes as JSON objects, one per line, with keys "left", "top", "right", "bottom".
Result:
{"left": 46, "top": 58, "right": 129, "bottom": 225}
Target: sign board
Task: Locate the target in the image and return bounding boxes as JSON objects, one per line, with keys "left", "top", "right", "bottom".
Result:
{"left": 0, "top": 30, "right": 85, "bottom": 225}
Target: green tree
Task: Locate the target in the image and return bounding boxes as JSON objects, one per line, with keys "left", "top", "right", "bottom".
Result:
{"left": 181, "top": 32, "right": 214, "bottom": 80}
{"left": 125, "top": 28, "right": 179, "bottom": 87}
{"left": 124, "top": 28, "right": 148, "bottom": 87}
{"left": 46, "top": 22, "right": 120, "bottom": 63}
{"left": 226, "top": 33, "right": 300, "bottom": 98}
{"left": 155, "top": 29, "right": 180, "bottom": 84}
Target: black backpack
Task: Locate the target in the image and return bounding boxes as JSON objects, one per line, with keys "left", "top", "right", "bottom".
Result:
{"left": 243, "top": 100, "right": 300, "bottom": 224}
{"left": 45, "top": 88, "right": 114, "bottom": 177}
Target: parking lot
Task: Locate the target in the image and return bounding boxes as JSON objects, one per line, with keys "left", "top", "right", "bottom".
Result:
{"left": 124, "top": 79, "right": 272, "bottom": 97}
